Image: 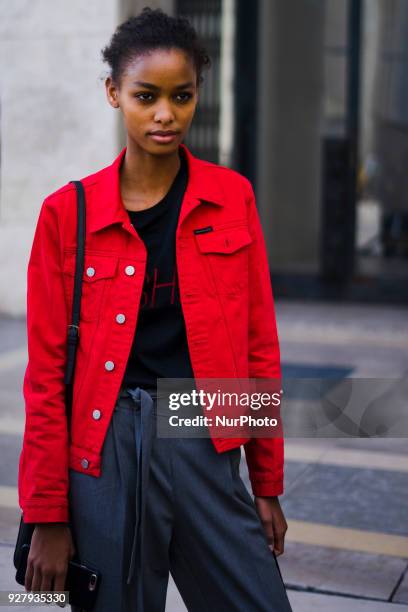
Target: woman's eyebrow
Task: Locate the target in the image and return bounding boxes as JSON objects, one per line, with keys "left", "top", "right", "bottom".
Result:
{"left": 133, "top": 80, "right": 194, "bottom": 90}
{"left": 133, "top": 81, "right": 159, "bottom": 90}
{"left": 173, "top": 81, "right": 195, "bottom": 89}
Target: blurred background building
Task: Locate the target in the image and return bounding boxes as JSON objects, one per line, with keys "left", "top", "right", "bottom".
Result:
{"left": 0, "top": 0, "right": 407, "bottom": 314}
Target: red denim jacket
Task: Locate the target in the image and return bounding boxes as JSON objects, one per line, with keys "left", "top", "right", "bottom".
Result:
{"left": 18, "top": 144, "right": 284, "bottom": 523}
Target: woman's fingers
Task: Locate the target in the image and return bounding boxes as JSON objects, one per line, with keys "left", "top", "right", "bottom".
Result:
{"left": 54, "top": 565, "right": 68, "bottom": 594}
{"left": 40, "top": 569, "right": 52, "bottom": 592}
{"left": 262, "top": 518, "right": 275, "bottom": 550}
{"left": 255, "top": 496, "right": 288, "bottom": 557}
{"left": 273, "top": 526, "right": 286, "bottom": 556}
{"left": 24, "top": 559, "right": 34, "bottom": 591}
{"left": 26, "top": 564, "right": 67, "bottom": 596}
{"left": 30, "top": 564, "right": 42, "bottom": 592}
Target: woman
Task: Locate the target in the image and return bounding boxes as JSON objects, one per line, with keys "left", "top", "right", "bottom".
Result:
{"left": 19, "top": 7, "right": 292, "bottom": 612}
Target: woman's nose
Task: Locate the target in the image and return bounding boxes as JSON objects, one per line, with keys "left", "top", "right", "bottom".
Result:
{"left": 153, "top": 103, "right": 175, "bottom": 124}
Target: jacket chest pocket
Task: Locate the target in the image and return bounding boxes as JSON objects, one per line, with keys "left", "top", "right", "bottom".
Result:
{"left": 194, "top": 226, "right": 253, "bottom": 296}
{"left": 63, "top": 252, "right": 118, "bottom": 322}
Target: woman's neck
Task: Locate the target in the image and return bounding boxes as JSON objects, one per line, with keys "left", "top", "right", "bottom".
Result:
{"left": 119, "top": 139, "right": 181, "bottom": 211}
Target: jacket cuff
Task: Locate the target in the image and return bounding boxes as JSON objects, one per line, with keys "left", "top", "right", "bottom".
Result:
{"left": 250, "top": 479, "right": 284, "bottom": 497}
{"left": 22, "top": 503, "right": 69, "bottom": 524}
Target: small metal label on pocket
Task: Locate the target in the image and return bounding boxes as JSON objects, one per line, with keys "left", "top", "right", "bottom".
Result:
{"left": 193, "top": 226, "right": 213, "bottom": 235}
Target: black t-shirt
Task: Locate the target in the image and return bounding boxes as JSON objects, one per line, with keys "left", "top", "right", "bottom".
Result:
{"left": 122, "top": 148, "right": 194, "bottom": 390}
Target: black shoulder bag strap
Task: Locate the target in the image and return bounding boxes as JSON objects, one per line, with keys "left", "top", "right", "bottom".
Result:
{"left": 64, "top": 180, "right": 86, "bottom": 438}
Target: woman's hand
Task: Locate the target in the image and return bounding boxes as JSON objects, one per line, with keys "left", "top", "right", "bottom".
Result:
{"left": 25, "top": 523, "right": 76, "bottom": 593}
{"left": 254, "top": 496, "right": 288, "bottom": 556}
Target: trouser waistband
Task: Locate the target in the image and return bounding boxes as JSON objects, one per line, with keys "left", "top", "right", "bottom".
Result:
{"left": 119, "top": 384, "right": 172, "bottom": 399}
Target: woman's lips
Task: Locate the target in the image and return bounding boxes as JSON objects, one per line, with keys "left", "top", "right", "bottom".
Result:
{"left": 148, "top": 132, "right": 179, "bottom": 144}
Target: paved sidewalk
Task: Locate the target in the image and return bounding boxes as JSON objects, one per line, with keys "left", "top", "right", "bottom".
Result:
{"left": 2, "top": 553, "right": 408, "bottom": 611}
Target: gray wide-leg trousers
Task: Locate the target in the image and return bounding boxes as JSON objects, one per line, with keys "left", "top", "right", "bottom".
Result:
{"left": 68, "top": 386, "right": 292, "bottom": 612}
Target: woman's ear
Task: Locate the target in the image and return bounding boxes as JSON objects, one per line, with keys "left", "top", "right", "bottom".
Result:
{"left": 105, "top": 77, "right": 120, "bottom": 109}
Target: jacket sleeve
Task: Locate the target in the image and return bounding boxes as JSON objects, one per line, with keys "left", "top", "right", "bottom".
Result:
{"left": 18, "top": 196, "right": 70, "bottom": 523}
{"left": 242, "top": 177, "right": 284, "bottom": 497}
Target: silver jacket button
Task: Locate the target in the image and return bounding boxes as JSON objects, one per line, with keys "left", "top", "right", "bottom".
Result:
{"left": 81, "top": 458, "right": 89, "bottom": 469}
{"left": 125, "top": 265, "right": 135, "bottom": 276}
{"left": 116, "top": 313, "right": 126, "bottom": 324}
{"left": 104, "top": 360, "right": 115, "bottom": 371}
{"left": 92, "top": 409, "right": 101, "bottom": 420}
{"left": 86, "top": 267, "right": 96, "bottom": 277}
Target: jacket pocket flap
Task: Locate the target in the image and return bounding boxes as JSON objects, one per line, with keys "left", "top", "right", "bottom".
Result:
{"left": 195, "top": 227, "right": 253, "bottom": 254}
{"left": 63, "top": 253, "right": 118, "bottom": 282}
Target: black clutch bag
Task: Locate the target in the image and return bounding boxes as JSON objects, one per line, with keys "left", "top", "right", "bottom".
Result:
{"left": 13, "top": 181, "right": 101, "bottom": 610}
{"left": 15, "top": 543, "right": 100, "bottom": 610}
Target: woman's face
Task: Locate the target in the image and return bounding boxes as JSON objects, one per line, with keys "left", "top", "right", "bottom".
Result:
{"left": 106, "top": 48, "right": 199, "bottom": 156}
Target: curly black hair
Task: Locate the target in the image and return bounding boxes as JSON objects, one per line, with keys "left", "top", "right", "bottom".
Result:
{"left": 101, "top": 7, "right": 211, "bottom": 87}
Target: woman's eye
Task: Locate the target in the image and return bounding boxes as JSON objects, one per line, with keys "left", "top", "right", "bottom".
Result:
{"left": 135, "top": 93, "right": 154, "bottom": 102}
{"left": 175, "top": 92, "right": 193, "bottom": 103}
